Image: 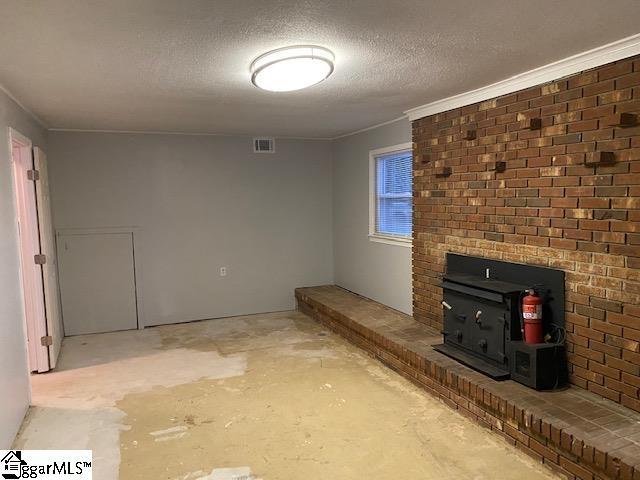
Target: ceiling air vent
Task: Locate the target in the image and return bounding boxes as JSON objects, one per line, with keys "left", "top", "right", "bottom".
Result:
{"left": 253, "top": 137, "right": 275, "bottom": 153}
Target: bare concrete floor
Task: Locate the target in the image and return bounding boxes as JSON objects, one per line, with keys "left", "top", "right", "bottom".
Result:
{"left": 15, "top": 311, "right": 559, "bottom": 480}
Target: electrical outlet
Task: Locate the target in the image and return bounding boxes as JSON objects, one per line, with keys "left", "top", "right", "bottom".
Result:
{"left": 220, "top": 267, "right": 227, "bottom": 277}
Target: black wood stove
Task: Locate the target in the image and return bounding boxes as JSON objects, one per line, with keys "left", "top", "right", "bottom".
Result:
{"left": 434, "top": 254, "right": 567, "bottom": 390}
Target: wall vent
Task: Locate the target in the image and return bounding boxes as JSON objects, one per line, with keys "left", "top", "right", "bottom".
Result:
{"left": 253, "top": 137, "right": 275, "bottom": 153}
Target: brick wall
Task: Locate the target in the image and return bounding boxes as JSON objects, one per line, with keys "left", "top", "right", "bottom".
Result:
{"left": 412, "top": 56, "right": 640, "bottom": 412}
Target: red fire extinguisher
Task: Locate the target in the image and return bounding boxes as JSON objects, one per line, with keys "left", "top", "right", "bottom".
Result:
{"left": 522, "top": 289, "right": 544, "bottom": 344}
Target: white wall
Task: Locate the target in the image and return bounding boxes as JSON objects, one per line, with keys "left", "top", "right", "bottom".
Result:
{"left": 0, "top": 90, "right": 47, "bottom": 447}
{"left": 48, "top": 132, "right": 334, "bottom": 326}
{"left": 332, "top": 119, "right": 413, "bottom": 314}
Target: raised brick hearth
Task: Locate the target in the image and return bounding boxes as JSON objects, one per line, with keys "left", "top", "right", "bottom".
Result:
{"left": 296, "top": 285, "right": 640, "bottom": 480}
{"left": 412, "top": 56, "right": 640, "bottom": 412}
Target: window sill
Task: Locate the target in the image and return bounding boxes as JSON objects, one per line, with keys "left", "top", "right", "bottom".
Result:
{"left": 368, "top": 234, "right": 412, "bottom": 247}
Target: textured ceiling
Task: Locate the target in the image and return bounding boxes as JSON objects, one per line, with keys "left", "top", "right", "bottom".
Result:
{"left": 1, "top": 0, "right": 640, "bottom": 138}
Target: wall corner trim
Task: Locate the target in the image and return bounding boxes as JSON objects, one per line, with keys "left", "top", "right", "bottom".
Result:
{"left": 0, "top": 82, "right": 48, "bottom": 129}
{"left": 404, "top": 33, "right": 640, "bottom": 122}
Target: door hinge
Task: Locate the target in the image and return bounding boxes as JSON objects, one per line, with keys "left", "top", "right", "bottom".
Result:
{"left": 40, "top": 335, "right": 53, "bottom": 346}
{"left": 34, "top": 254, "right": 47, "bottom": 265}
{"left": 27, "top": 169, "right": 40, "bottom": 181}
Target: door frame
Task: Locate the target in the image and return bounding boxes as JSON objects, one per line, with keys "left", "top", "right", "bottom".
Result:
{"left": 9, "top": 127, "right": 50, "bottom": 373}
{"left": 55, "top": 226, "right": 146, "bottom": 329}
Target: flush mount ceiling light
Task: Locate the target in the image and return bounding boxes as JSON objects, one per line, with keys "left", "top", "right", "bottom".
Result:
{"left": 250, "top": 45, "right": 334, "bottom": 92}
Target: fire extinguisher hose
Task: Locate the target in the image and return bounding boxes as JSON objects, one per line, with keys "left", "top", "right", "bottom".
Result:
{"left": 518, "top": 290, "right": 527, "bottom": 340}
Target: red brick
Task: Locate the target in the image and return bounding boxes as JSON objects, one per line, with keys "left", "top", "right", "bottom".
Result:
{"left": 410, "top": 54, "right": 640, "bottom": 416}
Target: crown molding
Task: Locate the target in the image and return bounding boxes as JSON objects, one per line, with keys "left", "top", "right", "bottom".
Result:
{"left": 404, "top": 33, "right": 640, "bottom": 122}
{"left": 331, "top": 116, "right": 407, "bottom": 140}
{"left": 48, "top": 128, "right": 332, "bottom": 141}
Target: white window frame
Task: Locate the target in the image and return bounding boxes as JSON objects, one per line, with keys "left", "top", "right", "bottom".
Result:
{"left": 368, "top": 142, "right": 413, "bottom": 247}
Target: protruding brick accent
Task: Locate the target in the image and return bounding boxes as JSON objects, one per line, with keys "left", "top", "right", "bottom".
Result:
{"left": 516, "top": 117, "right": 542, "bottom": 130}
{"left": 584, "top": 151, "right": 616, "bottom": 166}
{"left": 463, "top": 129, "right": 477, "bottom": 140}
{"left": 412, "top": 56, "right": 640, "bottom": 413}
{"left": 435, "top": 166, "right": 452, "bottom": 177}
{"left": 490, "top": 160, "right": 507, "bottom": 172}
{"left": 603, "top": 112, "right": 638, "bottom": 128}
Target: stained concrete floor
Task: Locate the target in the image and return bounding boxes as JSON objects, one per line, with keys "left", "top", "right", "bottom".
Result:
{"left": 15, "top": 311, "right": 559, "bottom": 480}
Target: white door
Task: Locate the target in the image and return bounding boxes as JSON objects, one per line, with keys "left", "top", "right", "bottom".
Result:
{"left": 33, "top": 148, "right": 64, "bottom": 368}
{"left": 10, "top": 130, "right": 50, "bottom": 372}
{"left": 57, "top": 232, "right": 138, "bottom": 336}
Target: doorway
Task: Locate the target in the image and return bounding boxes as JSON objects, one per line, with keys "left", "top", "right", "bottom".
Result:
{"left": 10, "top": 128, "right": 63, "bottom": 373}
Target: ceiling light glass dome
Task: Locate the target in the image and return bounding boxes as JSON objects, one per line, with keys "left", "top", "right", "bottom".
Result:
{"left": 250, "top": 45, "right": 335, "bottom": 92}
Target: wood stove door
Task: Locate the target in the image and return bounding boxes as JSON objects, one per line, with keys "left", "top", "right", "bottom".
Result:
{"left": 470, "top": 301, "right": 507, "bottom": 366}
{"left": 443, "top": 291, "right": 473, "bottom": 353}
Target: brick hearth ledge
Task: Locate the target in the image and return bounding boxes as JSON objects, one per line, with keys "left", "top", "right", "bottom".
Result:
{"left": 296, "top": 285, "right": 640, "bottom": 480}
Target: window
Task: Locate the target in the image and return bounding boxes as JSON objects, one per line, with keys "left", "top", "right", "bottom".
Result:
{"left": 369, "top": 143, "right": 413, "bottom": 246}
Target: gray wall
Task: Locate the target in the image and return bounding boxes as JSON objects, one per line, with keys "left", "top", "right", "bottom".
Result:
{"left": 332, "top": 119, "right": 412, "bottom": 314}
{"left": 48, "top": 132, "right": 334, "bottom": 326}
{"left": 0, "top": 90, "right": 47, "bottom": 447}
{"left": 0, "top": 117, "right": 409, "bottom": 445}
